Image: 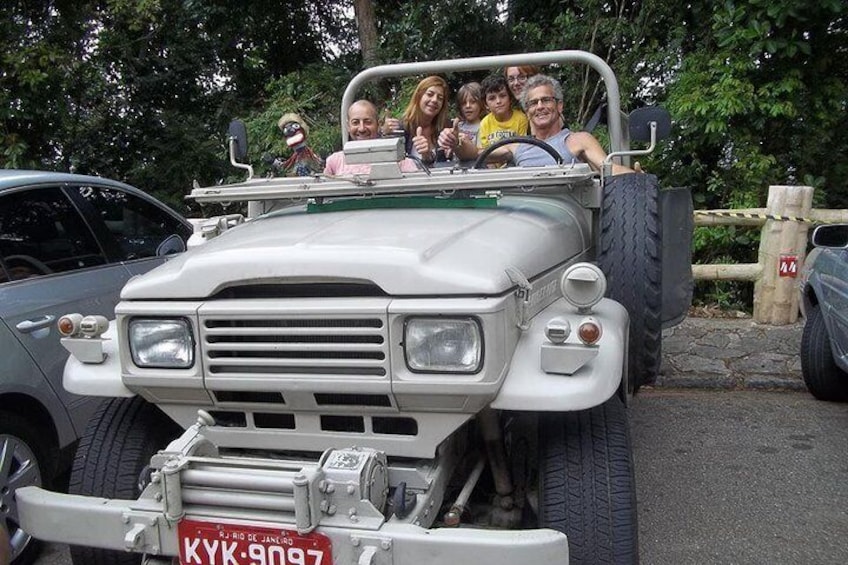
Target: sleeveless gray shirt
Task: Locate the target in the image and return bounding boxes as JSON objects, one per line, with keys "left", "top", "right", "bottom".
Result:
{"left": 513, "top": 129, "right": 579, "bottom": 166}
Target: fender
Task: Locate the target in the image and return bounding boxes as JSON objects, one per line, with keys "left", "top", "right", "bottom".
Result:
{"left": 491, "top": 298, "right": 628, "bottom": 412}
{"left": 63, "top": 323, "right": 134, "bottom": 398}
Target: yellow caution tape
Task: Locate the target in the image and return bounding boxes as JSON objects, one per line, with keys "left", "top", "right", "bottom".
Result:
{"left": 694, "top": 211, "right": 832, "bottom": 224}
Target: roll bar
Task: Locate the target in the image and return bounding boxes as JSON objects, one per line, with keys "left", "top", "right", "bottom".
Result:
{"left": 340, "top": 51, "right": 623, "bottom": 153}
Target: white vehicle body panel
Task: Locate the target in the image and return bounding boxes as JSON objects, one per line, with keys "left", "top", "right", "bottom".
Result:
{"left": 493, "top": 298, "right": 628, "bottom": 411}
{"left": 121, "top": 196, "right": 590, "bottom": 300}
{"left": 62, "top": 324, "right": 133, "bottom": 397}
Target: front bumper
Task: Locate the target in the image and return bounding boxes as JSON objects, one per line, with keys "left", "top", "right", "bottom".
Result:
{"left": 17, "top": 486, "right": 567, "bottom": 564}
{"left": 18, "top": 421, "right": 568, "bottom": 564}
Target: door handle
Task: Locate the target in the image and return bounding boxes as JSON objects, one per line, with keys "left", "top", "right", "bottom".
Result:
{"left": 16, "top": 315, "right": 56, "bottom": 334}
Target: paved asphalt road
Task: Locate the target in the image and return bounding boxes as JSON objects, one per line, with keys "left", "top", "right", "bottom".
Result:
{"left": 34, "top": 389, "right": 848, "bottom": 565}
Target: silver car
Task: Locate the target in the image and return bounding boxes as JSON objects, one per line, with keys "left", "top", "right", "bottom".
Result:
{"left": 800, "top": 223, "right": 848, "bottom": 401}
{"left": 0, "top": 170, "right": 191, "bottom": 564}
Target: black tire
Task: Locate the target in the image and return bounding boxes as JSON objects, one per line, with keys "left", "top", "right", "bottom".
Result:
{"left": 0, "top": 411, "right": 52, "bottom": 565}
{"left": 800, "top": 304, "right": 848, "bottom": 402}
{"left": 597, "top": 173, "right": 663, "bottom": 391}
{"left": 68, "top": 397, "right": 180, "bottom": 565}
{"left": 538, "top": 396, "right": 639, "bottom": 564}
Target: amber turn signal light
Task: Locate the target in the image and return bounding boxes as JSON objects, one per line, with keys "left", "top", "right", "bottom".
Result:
{"left": 57, "top": 313, "right": 83, "bottom": 337}
{"left": 577, "top": 319, "right": 602, "bottom": 345}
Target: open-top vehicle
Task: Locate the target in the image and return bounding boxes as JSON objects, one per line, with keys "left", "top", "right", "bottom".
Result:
{"left": 17, "top": 51, "right": 691, "bottom": 564}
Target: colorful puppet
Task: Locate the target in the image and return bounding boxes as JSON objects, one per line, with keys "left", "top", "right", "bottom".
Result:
{"left": 277, "top": 113, "right": 323, "bottom": 177}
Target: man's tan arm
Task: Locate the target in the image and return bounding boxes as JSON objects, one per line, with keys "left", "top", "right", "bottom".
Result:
{"left": 481, "top": 144, "right": 515, "bottom": 165}
{"left": 568, "top": 131, "right": 636, "bottom": 175}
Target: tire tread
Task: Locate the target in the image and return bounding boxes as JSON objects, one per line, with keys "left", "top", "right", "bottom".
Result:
{"left": 800, "top": 305, "right": 848, "bottom": 401}
{"left": 68, "top": 397, "right": 178, "bottom": 565}
{"left": 539, "top": 397, "right": 639, "bottom": 564}
{"left": 598, "top": 174, "right": 663, "bottom": 389}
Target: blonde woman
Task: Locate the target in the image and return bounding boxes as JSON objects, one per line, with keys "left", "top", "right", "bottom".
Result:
{"left": 383, "top": 76, "right": 450, "bottom": 164}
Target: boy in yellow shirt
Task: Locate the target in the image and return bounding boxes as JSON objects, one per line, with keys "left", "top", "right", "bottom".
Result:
{"left": 477, "top": 74, "right": 529, "bottom": 150}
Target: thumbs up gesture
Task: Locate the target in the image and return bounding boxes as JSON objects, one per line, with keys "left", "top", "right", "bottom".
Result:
{"left": 382, "top": 110, "right": 401, "bottom": 136}
{"left": 438, "top": 118, "right": 461, "bottom": 152}
{"left": 412, "top": 126, "right": 433, "bottom": 161}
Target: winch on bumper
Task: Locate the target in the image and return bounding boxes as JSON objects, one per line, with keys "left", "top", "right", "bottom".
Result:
{"left": 18, "top": 415, "right": 568, "bottom": 564}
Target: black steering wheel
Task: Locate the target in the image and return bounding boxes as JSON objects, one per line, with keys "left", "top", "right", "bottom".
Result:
{"left": 473, "top": 135, "right": 563, "bottom": 169}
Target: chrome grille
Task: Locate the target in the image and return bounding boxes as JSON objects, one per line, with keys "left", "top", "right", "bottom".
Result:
{"left": 201, "top": 316, "right": 389, "bottom": 377}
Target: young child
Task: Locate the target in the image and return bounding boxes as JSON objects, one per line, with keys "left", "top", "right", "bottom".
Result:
{"left": 456, "top": 82, "right": 485, "bottom": 147}
{"left": 477, "top": 74, "right": 529, "bottom": 151}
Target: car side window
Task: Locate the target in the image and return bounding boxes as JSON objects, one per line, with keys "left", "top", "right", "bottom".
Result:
{"left": 70, "top": 185, "right": 190, "bottom": 261}
{"left": 0, "top": 187, "right": 107, "bottom": 281}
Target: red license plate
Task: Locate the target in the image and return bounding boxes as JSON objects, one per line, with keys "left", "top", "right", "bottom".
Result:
{"left": 178, "top": 519, "right": 332, "bottom": 565}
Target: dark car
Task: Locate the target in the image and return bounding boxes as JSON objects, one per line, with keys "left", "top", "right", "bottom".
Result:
{"left": 0, "top": 170, "right": 191, "bottom": 563}
{"left": 800, "top": 223, "right": 848, "bottom": 402}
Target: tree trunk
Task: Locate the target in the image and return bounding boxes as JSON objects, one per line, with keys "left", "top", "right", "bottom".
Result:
{"left": 353, "top": 0, "right": 379, "bottom": 67}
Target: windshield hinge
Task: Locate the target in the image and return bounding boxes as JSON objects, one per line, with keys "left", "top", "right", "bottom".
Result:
{"left": 506, "top": 267, "right": 532, "bottom": 331}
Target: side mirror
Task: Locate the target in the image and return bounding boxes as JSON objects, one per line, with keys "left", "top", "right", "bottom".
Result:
{"left": 228, "top": 120, "right": 249, "bottom": 161}
{"left": 227, "top": 119, "right": 254, "bottom": 180}
{"left": 811, "top": 224, "right": 848, "bottom": 249}
{"left": 629, "top": 107, "right": 671, "bottom": 143}
{"left": 156, "top": 234, "right": 187, "bottom": 256}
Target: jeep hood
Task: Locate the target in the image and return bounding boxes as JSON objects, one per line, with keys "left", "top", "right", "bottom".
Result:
{"left": 122, "top": 196, "right": 589, "bottom": 299}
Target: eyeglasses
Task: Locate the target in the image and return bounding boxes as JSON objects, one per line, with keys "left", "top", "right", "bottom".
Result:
{"left": 526, "top": 96, "right": 558, "bottom": 109}
{"left": 507, "top": 74, "right": 528, "bottom": 85}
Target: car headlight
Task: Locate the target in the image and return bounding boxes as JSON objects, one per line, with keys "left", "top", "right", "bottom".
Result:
{"left": 404, "top": 317, "right": 482, "bottom": 373}
{"left": 128, "top": 318, "right": 194, "bottom": 368}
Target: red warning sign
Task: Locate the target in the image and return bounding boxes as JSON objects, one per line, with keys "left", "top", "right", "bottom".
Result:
{"left": 778, "top": 254, "right": 798, "bottom": 278}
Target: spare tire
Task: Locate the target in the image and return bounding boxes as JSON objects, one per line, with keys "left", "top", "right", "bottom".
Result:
{"left": 597, "top": 173, "right": 663, "bottom": 391}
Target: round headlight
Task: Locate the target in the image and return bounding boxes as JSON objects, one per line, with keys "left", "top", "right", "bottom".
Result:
{"left": 560, "top": 263, "right": 607, "bottom": 312}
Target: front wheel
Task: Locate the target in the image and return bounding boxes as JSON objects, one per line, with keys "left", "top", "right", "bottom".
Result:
{"left": 0, "top": 411, "right": 52, "bottom": 565}
{"left": 538, "top": 396, "right": 639, "bottom": 564}
{"left": 800, "top": 304, "right": 848, "bottom": 402}
{"left": 69, "top": 397, "right": 180, "bottom": 565}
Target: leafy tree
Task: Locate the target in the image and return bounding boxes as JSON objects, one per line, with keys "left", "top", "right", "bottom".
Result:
{"left": 377, "top": 0, "right": 516, "bottom": 64}
{"left": 0, "top": 1, "right": 95, "bottom": 169}
{"left": 2, "top": 0, "right": 846, "bottom": 254}
{"left": 660, "top": 0, "right": 847, "bottom": 208}
{"left": 1, "top": 0, "right": 358, "bottom": 210}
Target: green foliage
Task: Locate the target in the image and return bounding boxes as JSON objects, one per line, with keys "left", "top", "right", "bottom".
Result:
{"left": 377, "top": 1, "right": 515, "bottom": 63}
{"left": 693, "top": 278, "right": 753, "bottom": 312}
{"left": 239, "top": 63, "right": 350, "bottom": 177}
{"left": 1, "top": 0, "right": 846, "bottom": 308}
{"left": 693, "top": 226, "right": 759, "bottom": 264}
{"left": 0, "top": 0, "right": 358, "bottom": 210}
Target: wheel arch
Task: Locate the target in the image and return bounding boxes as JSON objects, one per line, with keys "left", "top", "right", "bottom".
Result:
{"left": 801, "top": 281, "right": 820, "bottom": 312}
{"left": 0, "top": 393, "right": 61, "bottom": 456}
{"left": 491, "top": 298, "right": 628, "bottom": 412}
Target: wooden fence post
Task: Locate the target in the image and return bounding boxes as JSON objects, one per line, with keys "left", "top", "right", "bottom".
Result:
{"left": 753, "top": 185, "right": 814, "bottom": 324}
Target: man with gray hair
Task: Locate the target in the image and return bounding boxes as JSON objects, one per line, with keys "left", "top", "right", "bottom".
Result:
{"left": 439, "top": 74, "right": 634, "bottom": 174}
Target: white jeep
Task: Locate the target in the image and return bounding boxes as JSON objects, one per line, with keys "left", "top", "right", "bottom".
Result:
{"left": 17, "top": 51, "right": 691, "bottom": 565}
